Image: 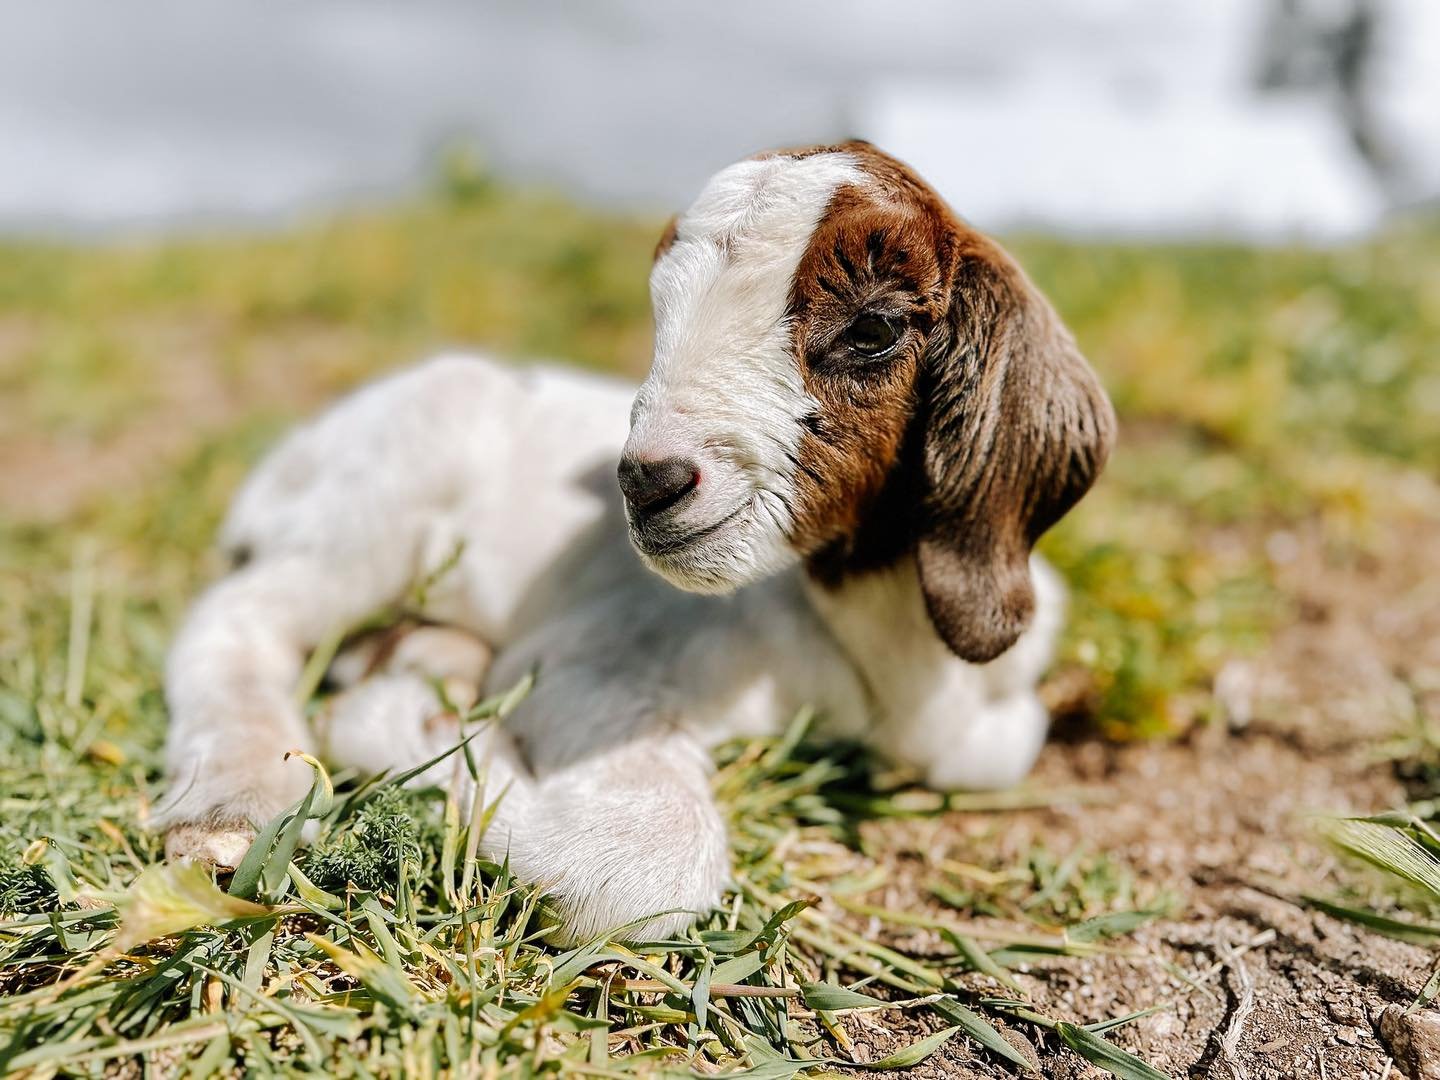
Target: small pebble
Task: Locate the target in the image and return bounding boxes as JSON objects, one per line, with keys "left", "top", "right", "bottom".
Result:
{"left": 1326, "top": 1000, "right": 1365, "bottom": 1027}
{"left": 1378, "top": 1005, "right": 1440, "bottom": 1080}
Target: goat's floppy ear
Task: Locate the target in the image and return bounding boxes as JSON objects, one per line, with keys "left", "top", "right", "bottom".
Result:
{"left": 653, "top": 214, "right": 680, "bottom": 263}
{"left": 915, "top": 238, "right": 1115, "bottom": 663}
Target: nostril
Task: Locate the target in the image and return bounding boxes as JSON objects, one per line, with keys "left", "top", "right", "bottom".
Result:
{"left": 618, "top": 454, "right": 701, "bottom": 515}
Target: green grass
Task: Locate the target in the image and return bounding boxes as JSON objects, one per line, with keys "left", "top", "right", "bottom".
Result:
{"left": 2, "top": 168, "right": 1438, "bottom": 1075}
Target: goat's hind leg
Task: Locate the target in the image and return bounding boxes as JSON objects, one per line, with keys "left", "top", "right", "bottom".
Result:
{"left": 156, "top": 357, "right": 505, "bottom": 868}
{"left": 156, "top": 555, "right": 392, "bottom": 868}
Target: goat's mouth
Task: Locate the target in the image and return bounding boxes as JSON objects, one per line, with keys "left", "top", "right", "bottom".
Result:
{"left": 628, "top": 504, "right": 747, "bottom": 561}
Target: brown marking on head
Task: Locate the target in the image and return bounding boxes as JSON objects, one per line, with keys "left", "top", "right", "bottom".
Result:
{"left": 781, "top": 141, "right": 1116, "bottom": 662}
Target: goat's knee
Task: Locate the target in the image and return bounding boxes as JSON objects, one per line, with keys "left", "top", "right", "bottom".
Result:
{"left": 923, "top": 693, "right": 1051, "bottom": 791}
{"left": 492, "top": 740, "right": 729, "bottom": 944}
{"left": 523, "top": 802, "right": 729, "bottom": 944}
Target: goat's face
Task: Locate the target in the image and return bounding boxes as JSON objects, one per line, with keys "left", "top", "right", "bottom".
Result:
{"left": 621, "top": 142, "right": 1115, "bottom": 662}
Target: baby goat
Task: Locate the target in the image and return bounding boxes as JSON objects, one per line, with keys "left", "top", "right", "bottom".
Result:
{"left": 155, "top": 142, "right": 1115, "bottom": 941}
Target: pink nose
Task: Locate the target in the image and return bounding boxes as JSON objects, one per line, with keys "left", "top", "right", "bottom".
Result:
{"left": 617, "top": 454, "right": 699, "bottom": 516}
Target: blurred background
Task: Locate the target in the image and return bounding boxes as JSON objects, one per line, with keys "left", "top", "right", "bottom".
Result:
{"left": 1, "top": 0, "right": 1437, "bottom": 740}
{"left": 2, "top": 0, "right": 1437, "bottom": 239}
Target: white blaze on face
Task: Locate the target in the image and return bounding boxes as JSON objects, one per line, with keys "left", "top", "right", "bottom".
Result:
{"left": 626, "top": 151, "right": 865, "bottom": 592}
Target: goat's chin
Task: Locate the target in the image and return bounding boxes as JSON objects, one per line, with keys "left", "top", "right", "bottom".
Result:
{"left": 640, "top": 556, "right": 745, "bottom": 595}
{"left": 632, "top": 520, "right": 798, "bottom": 595}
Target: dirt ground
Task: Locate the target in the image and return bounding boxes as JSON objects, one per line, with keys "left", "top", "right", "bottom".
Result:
{"left": 831, "top": 509, "right": 1440, "bottom": 1079}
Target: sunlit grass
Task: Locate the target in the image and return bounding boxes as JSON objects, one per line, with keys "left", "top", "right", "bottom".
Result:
{"left": 0, "top": 537, "right": 1173, "bottom": 1075}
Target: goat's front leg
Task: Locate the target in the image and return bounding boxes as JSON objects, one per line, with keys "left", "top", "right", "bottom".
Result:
{"left": 490, "top": 728, "right": 729, "bottom": 944}
{"left": 153, "top": 555, "right": 396, "bottom": 867}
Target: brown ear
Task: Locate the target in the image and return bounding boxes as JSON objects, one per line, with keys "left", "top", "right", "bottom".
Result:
{"left": 653, "top": 214, "right": 680, "bottom": 263}
{"left": 915, "top": 237, "right": 1115, "bottom": 663}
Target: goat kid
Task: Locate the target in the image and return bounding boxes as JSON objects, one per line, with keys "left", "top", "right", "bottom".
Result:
{"left": 155, "top": 142, "right": 1115, "bottom": 942}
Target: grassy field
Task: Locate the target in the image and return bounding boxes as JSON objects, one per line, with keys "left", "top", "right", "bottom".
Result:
{"left": 2, "top": 169, "right": 1439, "bottom": 1076}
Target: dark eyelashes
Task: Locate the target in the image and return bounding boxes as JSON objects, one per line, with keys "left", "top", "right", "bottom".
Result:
{"left": 865, "top": 229, "right": 887, "bottom": 269}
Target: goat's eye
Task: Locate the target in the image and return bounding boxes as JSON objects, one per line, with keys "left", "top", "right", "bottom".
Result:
{"left": 844, "top": 314, "right": 900, "bottom": 357}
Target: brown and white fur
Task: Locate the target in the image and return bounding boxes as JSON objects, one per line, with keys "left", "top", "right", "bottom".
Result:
{"left": 155, "top": 143, "right": 1114, "bottom": 942}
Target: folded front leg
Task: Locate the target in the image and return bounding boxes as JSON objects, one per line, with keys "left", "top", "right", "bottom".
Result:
{"left": 490, "top": 728, "right": 729, "bottom": 944}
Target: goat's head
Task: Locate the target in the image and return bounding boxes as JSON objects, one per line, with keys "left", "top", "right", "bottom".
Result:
{"left": 620, "top": 142, "right": 1115, "bottom": 662}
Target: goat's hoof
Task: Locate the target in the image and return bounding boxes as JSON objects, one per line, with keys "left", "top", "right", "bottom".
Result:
{"left": 164, "top": 820, "right": 256, "bottom": 871}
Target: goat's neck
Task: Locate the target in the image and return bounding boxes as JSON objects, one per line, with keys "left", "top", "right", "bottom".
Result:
{"left": 800, "top": 556, "right": 961, "bottom": 721}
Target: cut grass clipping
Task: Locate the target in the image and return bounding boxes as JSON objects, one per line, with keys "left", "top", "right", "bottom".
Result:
{"left": 0, "top": 694, "right": 1176, "bottom": 1077}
